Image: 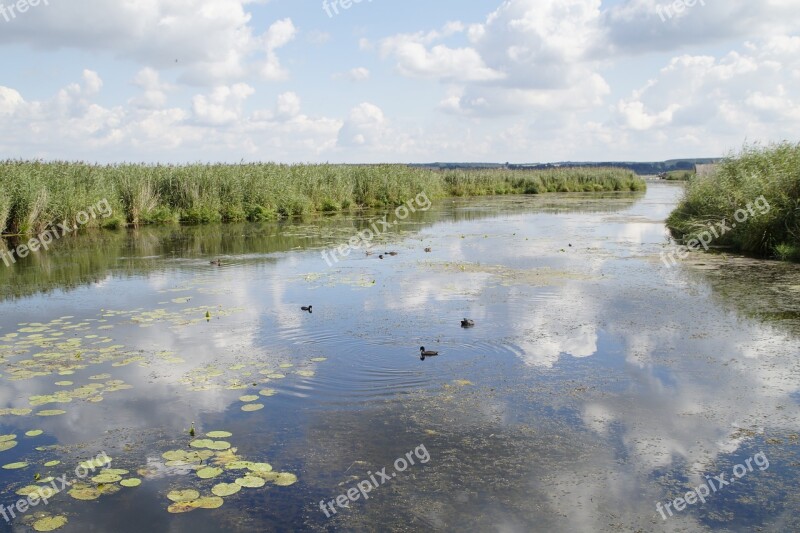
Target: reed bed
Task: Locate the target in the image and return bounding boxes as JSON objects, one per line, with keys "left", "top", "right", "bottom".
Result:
{"left": 0, "top": 161, "right": 644, "bottom": 235}
{"left": 667, "top": 142, "right": 800, "bottom": 261}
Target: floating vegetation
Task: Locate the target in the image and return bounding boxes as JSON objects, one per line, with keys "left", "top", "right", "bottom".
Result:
{"left": 36, "top": 410, "right": 67, "bottom": 417}
{"left": 241, "top": 404, "right": 264, "bottom": 412}
{"left": 0, "top": 408, "right": 32, "bottom": 416}
{"left": 44, "top": 460, "right": 60, "bottom": 467}
{"left": 16, "top": 485, "right": 42, "bottom": 496}
{"left": 238, "top": 395, "right": 259, "bottom": 403}
{"left": 259, "top": 389, "right": 277, "bottom": 397}
{"left": 196, "top": 466, "right": 223, "bottom": 479}
{"left": 167, "top": 489, "right": 201, "bottom": 502}
{"left": 120, "top": 478, "right": 142, "bottom": 487}
{"left": 25, "top": 430, "right": 44, "bottom": 437}
{"left": 211, "top": 483, "right": 241, "bottom": 497}
{"left": 311, "top": 357, "right": 327, "bottom": 362}
{"left": 206, "top": 431, "right": 232, "bottom": 438}
{"left": 235, "top": 475, "right": 265, "bottom": 488}
{"left": 190, "top": 439, "right": 231, "bottom": 451}
{"left": 296, "top": 370, "right": 315, "bottom": 378}
{"left": 0, "top": 440, "right": 18, "bottom": 452}
{"left": 92, "top": 472, "right": 123, "bottom": 484}
{"left": 31, "top": 514, "right": 68, "bottom": 532}
{"left": 3, "top": 462, "right": 29, "bottom": 469}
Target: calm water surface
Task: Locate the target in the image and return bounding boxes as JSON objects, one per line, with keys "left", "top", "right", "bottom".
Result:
{"left": 1, "top": 183, "right": 798, "bottom": 532}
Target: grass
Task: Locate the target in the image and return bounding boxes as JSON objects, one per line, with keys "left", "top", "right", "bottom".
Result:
{"left": 667, "top": 142, "right": 800, "bottom": 261}
{"left": 0, "top": 161, "right": 644, "bottom": 236}
{"left": 662, "top": 170, "right": 695, "bottom": 181}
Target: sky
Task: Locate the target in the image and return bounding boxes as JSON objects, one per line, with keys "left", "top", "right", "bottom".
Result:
{"left": 0, "top": 0, "right": 798, "bottom": 164}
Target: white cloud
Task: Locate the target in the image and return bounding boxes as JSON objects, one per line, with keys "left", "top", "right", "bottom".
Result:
{"left": 332, "top": 67, "right": 371, "bottom": 82}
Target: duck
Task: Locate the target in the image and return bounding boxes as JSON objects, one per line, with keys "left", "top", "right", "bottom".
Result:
{"left": 424, "top": 247, "right": 432, "bottom": 253}
{"left": 419, "top": 346, "right": 439, "bottom": 360}
{"left": 379, "top": 255, "right": 384, "bottom": 259}
{"left": 210, "top": 259, "right": 222, "bottom": 266}
{"left": 386, "top": 251, "right": 398, "bottom": 256}
{"left": 301, "top": 305, "right": 313, "bottom": 313}
{"left": 460, "top": 318, "right": 475, "bottom": 328}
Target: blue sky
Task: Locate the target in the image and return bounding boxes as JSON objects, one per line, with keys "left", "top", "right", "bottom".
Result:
{"left": 0, "top": 0, "right": 798, "bottom": 163}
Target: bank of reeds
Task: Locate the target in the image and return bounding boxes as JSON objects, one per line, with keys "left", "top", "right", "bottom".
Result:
{"left": 667, "top": 142, "right": 800, "bottom": 261}
{"left": 0, "top": 161, "right": 644, "bottom": 235}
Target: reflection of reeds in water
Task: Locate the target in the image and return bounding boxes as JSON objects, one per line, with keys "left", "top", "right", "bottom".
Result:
{"left": 0, "top": 161, "right": 646, "bottom": 236}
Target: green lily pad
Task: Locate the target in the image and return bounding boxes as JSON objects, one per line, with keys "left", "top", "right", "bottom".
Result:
{"left": 120, "top": 478, "right": 142, "bottom": 487}
{"left": 296, "top": 370, "right": 315, "bottom": 378}
{"left": 196, "top": 467, "right": 223, "bottom": 479}
{"left": 2, "top": 462, "right": 28, "bottom": 470}
{"left": 36, "top": 410, "right": 66, "bottom": 417}
{"left": 235, "top": 475, "right": 265, "bottom": 488}
{"left": 68, "top": 485, "right": 102, "bottom": 500}
{"left": 239, "top": 395, "right": 260, "bottom": 403}
{"left": 16, "top": 485, "right": 42, "bottom": 496}
{"left": 92, "top": 472, "right": 123, "bottom": 484}
{"left": 259, "top": 389, "right": 277, "bottom": 397}
{"left": 44, "top": 460, "right": 60, "bottom": 467}
{"left": 0, "top": 434, "right": 18, "bottom": 442}
{"left": 25, "top": 430, "right": 44, "bottom": 437}
{"left": 0, "top": 441, "right": 18, "bottom": 452}
{"left": 206, "top": 431, "right": 232, "bottom": 438}
{"left": 248, "top": 463, "right": 273, "bottom": 473}
{"left": 211, "top": 483, "right": 241, "bottom": 497}
{"left": 167, "top": 489, "right": 200, "bottom": 502}
{"left": 192, "top": 496, "right": 224, "bottom": 509}
{"left": 32, "top": 515, "right": 68, "bottom": 532}
{"left": 241, "top": 404, "right": 264, "bottom": 412}
{"left": 273, "top": 472, "right": 298, "bottom": 486}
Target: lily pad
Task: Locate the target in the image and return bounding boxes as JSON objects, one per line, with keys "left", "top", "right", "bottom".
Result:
{"left": 196, "top": 467, "right": 223, "bottom": 479}
{"left": 2, "top": 462, "right": 28, "bottom": 470}
{"left": 259, "top": 389, "right": 277, "bottom": 397}
{"left": 206, "top": 431, "right": 232, "bottom": 438}
{"left": 241, "top": 404, "right": 264, "bottom": 412}
{"left": 120, "top": 478, "right": 142, "bottom": 488}
{"left": 273, "top": 472, "right": 298, "bottom": 486}
{"left": 36, "top": 410, "right": 66, "bottom": 417}
{"left": 239, "top": 395, "right": 260, "bottom": 403}
{"left": 0, "top": 441, "right": 17, "bottom": 453}
{"left": 191, "top": 496, "right": 224, "bottom": 509}
{"left": 92, "top": 472, "right": 123, "bottom": 484}
{"left": 16, "top": 485, "right": 42, "bottom": 496}
{"left": 25, "top": 430, "right": 44, "bottom": 437}
{"left": 32, "top": 515, "right": 68, "bottom": 532}
{"left": 311, "top": 357, "right": 327, "bottom": 362}
{"left": 0, "top": 434, "right": 16, "bottom": 442}
{"left": 167, "top": 489, "right": 200, "bottom": 502}
{"left": 44, "top": 460, "right": 60, "bottom": 467}
{"left": 296, "top": 370, "right": 315, "bottom": 378}
{"left": 248, "top": 463, "right": 273, "bottom": 473}
{"left": 211, "top": 483, "right": 241, "bottom": 497}
{"left": 68, "top": 485, "right": 103, "bottom": 501}
{"left": 235, "top": 475, "right": 266, "bottom": 488}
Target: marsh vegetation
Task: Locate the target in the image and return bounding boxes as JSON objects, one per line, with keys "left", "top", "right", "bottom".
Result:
{"left": 0, "top": 162, "right": 644, "bottom": 235}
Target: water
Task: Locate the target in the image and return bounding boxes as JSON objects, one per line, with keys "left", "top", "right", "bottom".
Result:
{"left": 0, "top": 183, "right": 798, "bottom": 532}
